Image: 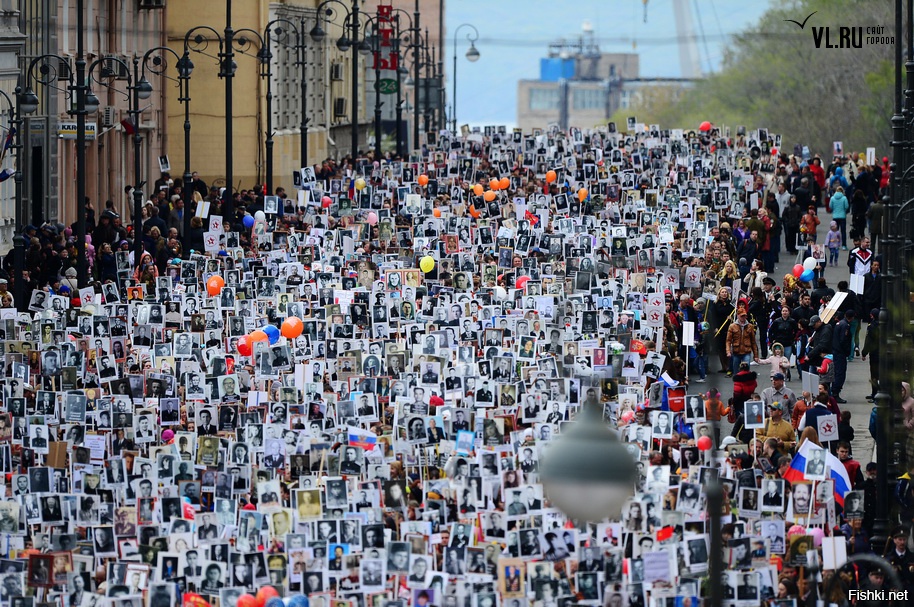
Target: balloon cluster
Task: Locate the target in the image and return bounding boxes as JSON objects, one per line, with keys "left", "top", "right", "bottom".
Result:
{"left": 236, "top": 317, "right": 304, "bottom": 356}
{"left": 792, "top": 257, "right": 818, "bottom": 283}
{"left": 236, "top": 587, "right": 294, "bottom": 607}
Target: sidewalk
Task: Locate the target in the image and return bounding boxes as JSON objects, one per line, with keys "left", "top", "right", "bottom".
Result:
{"left": 717, "top": 214, "right": 876, "bottom": 462}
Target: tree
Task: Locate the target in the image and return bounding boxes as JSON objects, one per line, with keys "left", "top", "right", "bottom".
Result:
{"left": 615, "top": 0, "right": 896, "bottom": 156}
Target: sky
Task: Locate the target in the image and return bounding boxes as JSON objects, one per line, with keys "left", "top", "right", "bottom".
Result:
{"left": 444, "top": 0, "right": 774, "bottom": 128}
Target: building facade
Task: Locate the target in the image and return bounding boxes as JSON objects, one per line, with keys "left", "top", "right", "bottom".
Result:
{"left": 517, "top": 50, "right": 640, "bottom": 133}
{"left": 0, "top": 1, "right": 24, "bottom": 255}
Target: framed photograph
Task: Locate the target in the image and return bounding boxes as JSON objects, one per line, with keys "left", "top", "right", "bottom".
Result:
{"left": 743, "top": 400, "right": 765, "bottom": 429}
{"left": 803, "top": 446, "right": 827, "bottom": 481}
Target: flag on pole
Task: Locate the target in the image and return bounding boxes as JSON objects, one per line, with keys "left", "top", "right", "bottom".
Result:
{"left": 347, "top": 426, "right": 378, "bottom": 450}
{"left": 781, "top": 439, "right": 852, "bottom": 506}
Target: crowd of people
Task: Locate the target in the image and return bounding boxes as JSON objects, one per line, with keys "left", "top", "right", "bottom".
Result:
{"left": 0, "top": 120, "right": 911, "bottom": 607}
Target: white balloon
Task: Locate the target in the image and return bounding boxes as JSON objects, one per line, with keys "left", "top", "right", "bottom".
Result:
{"left": 254, "top": 210, "right": 266, "bottom": 221}
{"left": 494, "top": 286, "right": 507, "bottom": 300}
{"left": 803, "top": 257, "right": 817, "bottom": 271}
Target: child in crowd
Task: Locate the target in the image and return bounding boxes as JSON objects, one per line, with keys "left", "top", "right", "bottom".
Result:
{"left": 791, "top": 390, "right": 812, "bottom": 429}
{"left": 757, "top": 342, "right": 791, "bottom": 380}
{"left": 800, "top": 206, "right": 820, "bottom": 242}
{"left": 826, "top": 221, "right": 842, "bottom": 267}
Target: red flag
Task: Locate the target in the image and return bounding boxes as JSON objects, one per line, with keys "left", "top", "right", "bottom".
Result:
{"left": 656, "top": 526, "right": 674, "bottom": 542}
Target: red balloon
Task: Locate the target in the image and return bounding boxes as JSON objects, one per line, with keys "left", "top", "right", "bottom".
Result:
{"left": 255, "top": 587, "right": 279, "bottom": 607}
{"left": 515, "top": 276, "right": 530, "bottom": 290}
{"left": 697, "top": 435, "right": 713, "bottom": 451}
{"left": 182, "top": 500, "right": 196, "bottom": 520}
{"left": 792, "top": 264, "right": 804, "bottom": 278}
{"left": 321, "top": 196, "right": 332, "bottom": 208}
{"left": 281, "top": 316, "right": 304, "bottom": 339}
{"left": 699, "top": 121, "right": 712, "bottom": 132}
{"left": 237, "top": 595, "right": 258, "bottom": 607}
{"left": 236, "top": 335, "right": 253, "bottom": 357}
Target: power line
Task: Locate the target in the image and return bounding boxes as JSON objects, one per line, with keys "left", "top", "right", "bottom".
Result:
{"left": 474, "top": 32, "right": 795, "bottom": 48}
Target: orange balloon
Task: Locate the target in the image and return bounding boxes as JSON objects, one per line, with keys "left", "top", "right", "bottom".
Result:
{"left": 469, "top": 205, "right": 481, "bottom": 218}
{"left": 489, "top": 178, "right": 500, "bottom": 191}
{"left": 281, "top": 316, "right": 304, "bottom": 339}
{"left": 545, "top": 170, "right": 557, "bottom": 183}
{"left": 255, "top": 587, "right": 280, "bottom": 607}
{"left": 483, "top": 190, "right": 496, "bottom": 202}
{"left": 237, "top": 595, "right": 257, "bottom": 607}
{"left": 433, "top": 208, "right": 441, "bottom": 218}
{"left": 249, "top": 330, "right": 269, "bottom": 343}
{"left": 499, "top": 177, "right": 510, "bottom": 190}
{"left": 206, "top": 275, "right": 225, "bottom": 296}
{"left": 418, "top": 174, "right": 429, "bottom": 186}
{"left": 473, "top": 184, "right": 483, "bottom": 196}
{"left": 577, "top": 188, "right": 588, "bottom": 203}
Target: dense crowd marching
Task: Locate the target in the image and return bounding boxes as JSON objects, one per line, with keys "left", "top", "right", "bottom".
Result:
{"left": 0, "top": 120, "right": 912, "bottom": 607}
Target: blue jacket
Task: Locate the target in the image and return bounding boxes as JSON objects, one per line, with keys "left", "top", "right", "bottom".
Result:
{"left": 830, "top": 191, "right": 849, "bottom": 219}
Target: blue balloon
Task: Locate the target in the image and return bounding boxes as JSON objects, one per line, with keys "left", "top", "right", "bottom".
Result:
{"left": 287, "top": 597, "right": 309, "bottom": 607}
{"left": 243, "top": 214, "right": 255, "bottom": 228}
{"left": 263, "top": 324, "right": 281, "bottom": 345}
{"left": 265, "top": 599, "right": 285, "bottom": 607}
{"left": 799, "top": 269, "right": 814, "bottom": 282}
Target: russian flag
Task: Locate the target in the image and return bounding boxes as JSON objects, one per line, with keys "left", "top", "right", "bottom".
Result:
{"left": 347, "top": 426, "right": 378, "bottom": 450}
{"left": 782, "top": 440, "right": 852, "bottom": 507}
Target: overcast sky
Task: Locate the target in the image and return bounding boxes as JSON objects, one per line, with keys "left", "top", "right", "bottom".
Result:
{"left": 444, "top": 0, "right": 773, "bottom": 128}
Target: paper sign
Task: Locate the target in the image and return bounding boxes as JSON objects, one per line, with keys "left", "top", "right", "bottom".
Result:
{"left": 802, "top": 371, "right": 818, "bottom": 397}
{"left": 822, "top": 536, "right": 848, "bottom": 570}
{"left": 641, "top": 551, "right": 673, "bottom": 584}
{"left": 849, "top": 273, "right": 864, "bottom": 295}
{"left": 682, "top": 321, "right": 695, "bottom": 347}
{"left": 642, "top": 305, "right": 665, "bottom": 328}
{"left": 684, "top": 268, "right": 701, "bottom": 287}
{"left": 209, "top": 215, "right": 223, "bottom": 233}
{"left": 195, "top": 200, "right": 210, "bottom": 218}
{"left": 819, "top": 291, "right": 847, "bottom": 324}
{"left": 866, "top": 147, "right": 876, "bottom": 166}
{"left": 203, "top": 231, "right": 220, "bottom": 253}
{"left": 816, "top": 413, "right": 839, "bottom": 442}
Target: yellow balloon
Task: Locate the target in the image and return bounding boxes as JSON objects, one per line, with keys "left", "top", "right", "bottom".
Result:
{"left": 355, "top": 177, "right": 367, "bottom": 191}
{"left": 419, "top": 255, "right": 435, "bottom": 273}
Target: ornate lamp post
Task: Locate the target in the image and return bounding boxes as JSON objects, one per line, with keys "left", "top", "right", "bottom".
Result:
{"left": 450, "top": 23, "right": 480, "bottom": 133}
{"left": 138, "top": 47, "right": 194, "bottom": 252}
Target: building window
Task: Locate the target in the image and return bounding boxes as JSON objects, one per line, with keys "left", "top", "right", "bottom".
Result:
{"left": 573, "top": 88, "right": 604, "bottom": 111}
{"left": 529, "top": 88, "right": 560, "bottom": 111}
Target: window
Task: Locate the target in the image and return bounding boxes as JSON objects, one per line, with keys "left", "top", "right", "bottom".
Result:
{"left": 573, "top": 87, "right": 604, "bottom": 111}
{"left": 529, "top": 87, "right": 560, "bottom": 111}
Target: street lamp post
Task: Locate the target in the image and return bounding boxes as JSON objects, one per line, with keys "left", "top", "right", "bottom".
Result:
{"left": 372, "top": 24, "right": 383, "bottom": 160}
{"left": 74, "top": 0, "right": 87, "bottom": 287}
{"left": 412, "top": 0, "right": 420, "bottom": 151}
{"left": 261, "top": 18, "right": 306, "bottom": 196}
{"left": 312, "top": 0, "right": 368, "bottom": 160}
{"left": 388, "top": 10, "right": 414, "bottom": 158}
{"left": 451, "top": 23, "right": 480, "bottom": 134}
{"left": 222, "top": 0, "right": 236, "bottom": 227}
{"left": 0, "top": 87, "right": 25, "bottom": 310}
{"left": 139, "top": 47, "right": 193, "bottom": 253}
{"left": 21, "top": 0, "right": 116, "bottom": 287}
{"left": 181, "top": 26, "right": 230, "bottom": 250}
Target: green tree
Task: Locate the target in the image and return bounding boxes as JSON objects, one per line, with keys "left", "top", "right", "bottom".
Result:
{"left": 615, "top": 0, "right": 895, "bottom": 156}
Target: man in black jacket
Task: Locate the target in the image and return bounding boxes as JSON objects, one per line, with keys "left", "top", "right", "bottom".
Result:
{"left": 831, "top": 310, "right": 854, "bottom": 403}
{"left": 782, "top": 196, "right": 803, "bottom": 254}
{"left": 805, "top": 315, "right": 833, "bottom": 372}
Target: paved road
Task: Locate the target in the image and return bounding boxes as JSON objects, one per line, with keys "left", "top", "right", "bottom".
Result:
{"left": 715, "top": 209, "right": 876, "bottom": 462}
